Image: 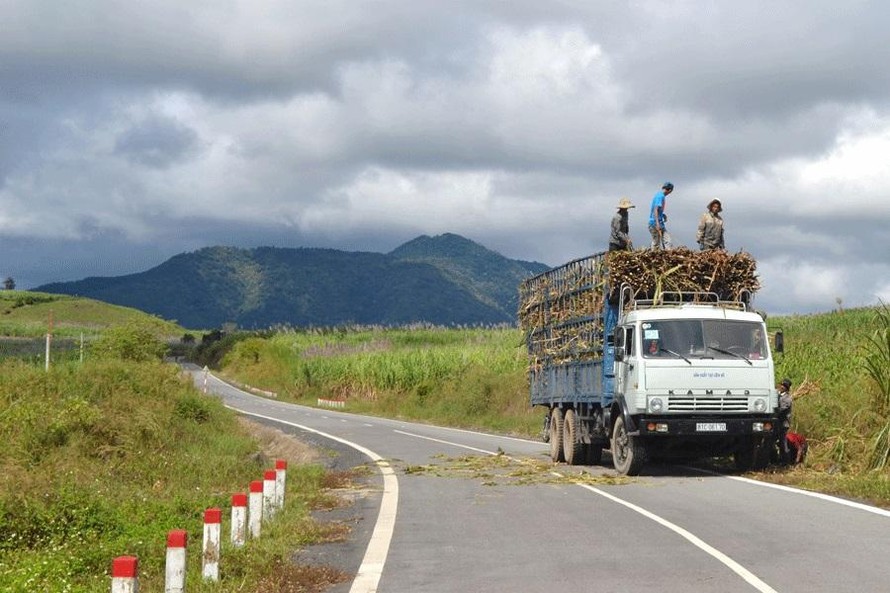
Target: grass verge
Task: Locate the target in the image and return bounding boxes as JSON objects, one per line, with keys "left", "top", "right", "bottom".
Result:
{"left": 0, "top": 359, "right": 360, "bottom": 592}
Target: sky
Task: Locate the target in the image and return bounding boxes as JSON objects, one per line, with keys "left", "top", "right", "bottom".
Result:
{"left": 2, "top": 1, "right": 889, "bottom": 316}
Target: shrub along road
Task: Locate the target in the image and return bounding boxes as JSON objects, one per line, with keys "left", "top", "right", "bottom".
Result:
{"left": 187, "top": 365, "right": 890, "bottom": 593}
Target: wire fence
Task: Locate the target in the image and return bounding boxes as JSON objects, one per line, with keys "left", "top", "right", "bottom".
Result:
{"left": 0, "top": 337, "right": 83, "bottom": 364}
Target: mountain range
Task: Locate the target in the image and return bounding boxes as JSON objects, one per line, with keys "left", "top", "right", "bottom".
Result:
{"left": 36, "top": 233, "right": 551, "bottom": 329}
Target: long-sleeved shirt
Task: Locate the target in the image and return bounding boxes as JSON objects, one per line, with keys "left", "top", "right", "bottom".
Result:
{"left": 697, "top": 211, "right": 724, "bottom": 249}
{"left": 609, "top": 211, "right": 631, "bottom": 250}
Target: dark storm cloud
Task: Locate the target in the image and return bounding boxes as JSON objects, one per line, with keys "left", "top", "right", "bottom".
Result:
{"left": 2, "top": 1, "right": 890, "bottom": 314}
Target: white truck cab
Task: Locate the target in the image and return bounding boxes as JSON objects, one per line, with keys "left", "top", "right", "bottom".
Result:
{"left": 611, "top": 301, "right": 779, "bottom": 474}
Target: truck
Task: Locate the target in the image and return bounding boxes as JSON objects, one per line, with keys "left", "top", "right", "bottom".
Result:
{"left": 519, "top": 249, "right": 782, "bottom": 475}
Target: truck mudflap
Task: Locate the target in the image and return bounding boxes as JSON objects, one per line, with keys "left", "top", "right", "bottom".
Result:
{"left": 635, "top": 416, "right": 777, "bottom": 437}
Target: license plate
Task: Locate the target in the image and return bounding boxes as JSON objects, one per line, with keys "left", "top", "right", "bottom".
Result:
{"left": 696, "top": 422, "right": 727, "bottom": 432}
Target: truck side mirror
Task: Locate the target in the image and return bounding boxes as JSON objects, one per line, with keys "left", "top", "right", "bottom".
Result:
{"left": 615, "top": 346, "right": 625, "bottom": 362}
{"left": 774, "top": 331, "right": 784, "bottom": 353}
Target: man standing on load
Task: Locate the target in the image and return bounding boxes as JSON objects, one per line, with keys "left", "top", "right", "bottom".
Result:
{"left": 697, "top": 198, "right": 725, "bottom": 250}
{"left": 609, "top": 197, "right": 635, "bottom": 251}
{"left": 649, "top": 182, "right": 673, "bottom": 249}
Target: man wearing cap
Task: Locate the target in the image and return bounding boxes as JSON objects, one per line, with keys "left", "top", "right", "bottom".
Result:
{"left": 697, "top": 199, "right": 725, "bottom": 250}
{"left": 648, "top": 182, "right": 673, "bottom": 250}
{"left": 609, "top": 197, "right": 635, "bottom": 251}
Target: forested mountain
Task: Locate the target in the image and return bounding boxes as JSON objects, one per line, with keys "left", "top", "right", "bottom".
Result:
{"left": 36, "top": 234, "right": 550, "bottom": 328}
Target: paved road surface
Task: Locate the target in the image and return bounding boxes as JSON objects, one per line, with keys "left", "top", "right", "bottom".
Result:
{"left": 188, "top": 366, "right": 890, "bottom": 593}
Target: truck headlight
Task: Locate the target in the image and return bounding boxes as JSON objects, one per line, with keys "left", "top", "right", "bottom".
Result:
{"left": 753, "top": 398, "right": 766, "bottom": 412}
{"left": 649, "top": 397, "right": 664, "bottom": 413}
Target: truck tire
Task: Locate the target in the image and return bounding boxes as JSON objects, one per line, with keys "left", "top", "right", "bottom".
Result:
{"left": 734, "top": 437, "right": 770, "bottom": 471}
{"left": 563, "top": 409, "right": 584, "bottom": 465}
{"left": 610, "top": 415, "right": 646, "bottom": 475}
{"left": 549, "top": 407, "right": 564, "bottom": 463}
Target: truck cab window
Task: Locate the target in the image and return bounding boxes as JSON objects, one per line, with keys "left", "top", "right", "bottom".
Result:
{"left": 642, "top": 320, "right": 767, "bottom": 359}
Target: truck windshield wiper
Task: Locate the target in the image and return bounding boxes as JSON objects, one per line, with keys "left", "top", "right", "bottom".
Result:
{"left": 708, "top": 346, "right": 753, "bottom": 366}
{"left": 659, "top": 347, "right": 692, "bottom": 365}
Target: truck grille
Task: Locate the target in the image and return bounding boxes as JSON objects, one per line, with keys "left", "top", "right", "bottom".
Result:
{"left": 667, "top": 395, "right": 749, "bottom": 412}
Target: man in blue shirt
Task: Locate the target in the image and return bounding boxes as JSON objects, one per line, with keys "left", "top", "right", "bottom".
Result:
{"left": 648, "top": 182, "right": 673, "bottom": 249}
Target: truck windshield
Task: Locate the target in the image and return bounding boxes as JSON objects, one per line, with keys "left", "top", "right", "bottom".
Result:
{"left": 640, "top": 320, "right": 767, "bottom": 360}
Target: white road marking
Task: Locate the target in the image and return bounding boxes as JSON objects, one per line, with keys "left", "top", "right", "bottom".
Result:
{"left": 727, "top": 475, "right": 890, "bottom": 517}
{"left": 393, "top": 429, "right": 499, "bottom": 456}
{"left": 225, "top": 408, "right": 398, "bottom": 593}
{"left": 563, "top": 475, "right": 778, "bottom": 593}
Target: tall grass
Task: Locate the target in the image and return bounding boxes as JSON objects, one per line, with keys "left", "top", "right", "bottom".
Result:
{"left": 769, "top": 306, "right": 890, "bottom": 481}
{"left": 221, "top": 327, "right": 540, "bottom": 435}
{"left": 861, "top": 303, "right": 890, "bottom": 471}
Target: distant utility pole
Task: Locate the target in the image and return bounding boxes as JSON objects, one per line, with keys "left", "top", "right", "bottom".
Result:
{"left": 45, "top": 310, "right": 53, "bottom": 372}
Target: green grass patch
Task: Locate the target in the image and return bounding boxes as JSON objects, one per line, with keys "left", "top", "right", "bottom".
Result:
{"left": 0, "top": 359, "right": 354, "bottom": 592}
{"left": 0, "top": 291, "right": 183, "bottom": 340}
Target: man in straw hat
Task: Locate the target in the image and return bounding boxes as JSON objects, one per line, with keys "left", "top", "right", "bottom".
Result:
{"left": 609, "top": 197, "right": 635, "bottom": 251}
{"left": 697, "top": 198, "right": 725, "bottom": 250}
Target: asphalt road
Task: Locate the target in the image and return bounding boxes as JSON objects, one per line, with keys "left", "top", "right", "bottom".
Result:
{"left": 187, "top": 366, "right": 890, "bottom": 593}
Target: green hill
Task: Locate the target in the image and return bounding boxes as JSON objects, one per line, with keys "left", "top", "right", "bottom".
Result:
{"left": 0, "top": 291, "right": 183, "bottom": 338}
{"left": 35, "top": 235, "right": 551, "bottom": 329}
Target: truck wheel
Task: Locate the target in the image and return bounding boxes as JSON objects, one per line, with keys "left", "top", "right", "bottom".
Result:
{"left": 549, "top": 408, "right": 564, "bottom": 463}
{"left": 734, "top": 438, "right": 770, "bottom": 471}
{"left": 563, "top": 409, "right": 584, "bottom": 465}
{"left": 611, "top": 415, "right": 646, "bottom": 475}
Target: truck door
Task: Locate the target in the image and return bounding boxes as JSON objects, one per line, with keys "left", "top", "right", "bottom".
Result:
{"left": 615, "top": 326, "right": 634, "bottom": 396}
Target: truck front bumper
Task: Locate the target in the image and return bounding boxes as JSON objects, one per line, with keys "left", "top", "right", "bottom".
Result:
{"left": 634, "top": 416, "right": 777, "bottom": 437}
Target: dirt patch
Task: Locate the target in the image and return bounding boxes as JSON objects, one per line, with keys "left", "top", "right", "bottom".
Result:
{"left": 253, "top": 562, "right": 351, "bottom": 593}
{"left": 238, "top": 416, "right": 319, "bottom": 466}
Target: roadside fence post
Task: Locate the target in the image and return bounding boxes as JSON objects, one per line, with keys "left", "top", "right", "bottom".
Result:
{"left": 111, "top": 556, "right": 138, "bottom": 593}
{"left": 275, "top": 459, "right": 287, "bottom": 511}
{"left": 165, "top": 529, "right": 188, "bottom": 593}
{"left": 202, "top": 508, "right": 221, "bottom": 581}
{"left": 231, "top": 493, "right": 248, "bottom": 547}
{"left": 262, "top": 470, "right": 277, "bottom": 520}
{"left": 248, "top": 480, "right": 263, "bottom": 539}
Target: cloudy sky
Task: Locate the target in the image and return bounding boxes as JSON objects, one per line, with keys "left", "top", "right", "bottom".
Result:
{"left": 2, "top": 1, "right": 889, "bottom": 315}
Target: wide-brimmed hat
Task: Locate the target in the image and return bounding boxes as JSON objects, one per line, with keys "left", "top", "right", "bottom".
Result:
{"left": 708, "top": 198, "right": 722, "bottom": 210}
{"left": 617, "top": 197, "right": 635, "bottom": 209}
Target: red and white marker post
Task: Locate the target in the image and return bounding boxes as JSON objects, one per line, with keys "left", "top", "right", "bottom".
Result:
{"left": 275, "top": 459, "right": 287, "bottom": 511}
{"left": 231, "top": 492, "right": 248, "bottom": 547}
{"left": 248, "top": 480, "right": 263, "bottom": 538}
{"left": 165, "top": 529, "right": 187, "bottom": 593}
{"left": 262, "top": 469, "right": 277, "bottom": 520}
{"left": 202, "top": 508, "right": 221, "bottom": 581}
{"left": 111, "top": 556, "right": 138, "bottom": 593}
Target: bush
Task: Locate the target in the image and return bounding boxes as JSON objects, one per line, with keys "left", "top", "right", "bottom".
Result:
{"left": 89, "top": 324, "right": 167, "bottom": 362}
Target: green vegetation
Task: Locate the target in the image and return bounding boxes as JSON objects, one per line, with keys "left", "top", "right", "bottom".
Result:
{"left": 0, "top": 291, "right": 182, "bottom": 339}
{"left": 0, "top": 358, "right": 349, "bottom": 592}
{"left": 221, "top": 327, "right": 541, "bottom": 436}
